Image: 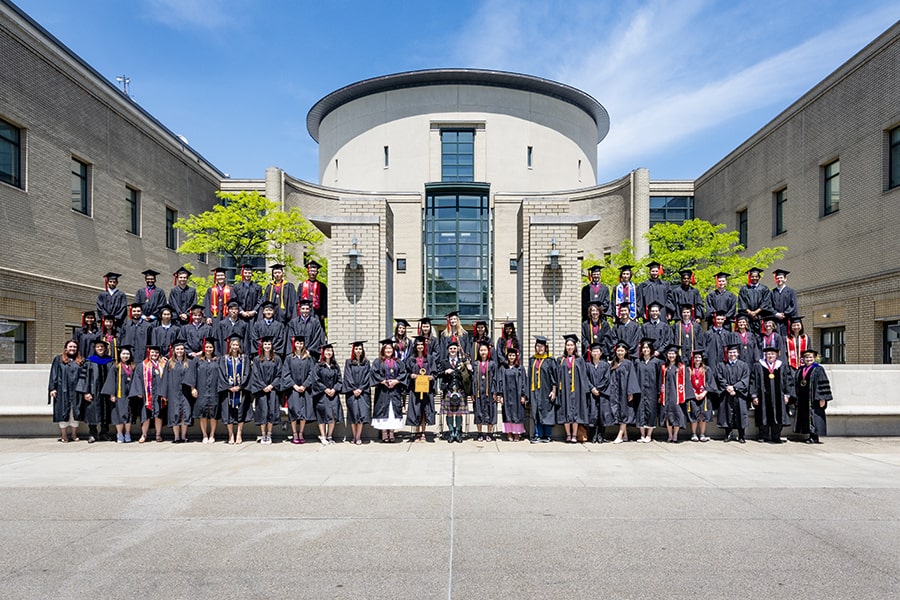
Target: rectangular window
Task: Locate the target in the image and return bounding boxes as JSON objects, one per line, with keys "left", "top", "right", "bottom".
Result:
{"left": 737, "top": 209, "right": 748, "bottom": 248}
{"left": 526, "top": 146, "right": 533, "bottom": 169}
{"left": 220, "top": 255, "right": 266, "bottom": 283}
{"left": 441, "top": 129, "right": 475, "bottom": 182}
{"left": 384, "top": 146, "right": 389, "bottom": 169}
{"left": 820, "top": 326, "right": 845, "bottom": 364}
{"left": 823, "top": 159, "right": 840, "bottom": 215}
{"left": 71, "top": 157, "right": 90, "bottom": 215}
{"left": 0, "top": 118, "right": 22, "bottom": 188}
{"left": 0, "top": 319, "right": 27, "bottom": 364}
{"left": 650, "top": 196, "right": 694, "bottom": 226}
{"left": 197, "top": 253, "right": 207, "bottom": 264}
{"left": 774, "top": 188, "right": 787, "bottom": 236}
{"left": 125, "top": 186, "right": 140, "bottom": 235}
{"left": 890, "top": 126, "right": 900, "bottom": 190}
{"left": 165, "top": 207, "right": 177, "bottom": 250}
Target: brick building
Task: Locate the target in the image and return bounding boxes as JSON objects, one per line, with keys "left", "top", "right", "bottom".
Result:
{"left": 0, "top": 1, "right": 221, "bottom": 362}
{"left": 694, "top": 21, "right": 900, "bottom": 364}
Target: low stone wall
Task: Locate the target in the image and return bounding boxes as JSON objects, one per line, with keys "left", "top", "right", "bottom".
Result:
{"left": 2, "top": 364, "right": 898, "bottom": 438}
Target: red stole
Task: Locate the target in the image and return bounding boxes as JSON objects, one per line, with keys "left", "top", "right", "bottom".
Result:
{"left": 660, "top": 364, "right": 686, "bottom": 404}
{"left": 210, "top": 285, "right": 231, "bottom": 317}
{"left": 787, "top": 335, "right": 808, "bottom": 369}
{"left": 301, "top": 279, "right": 321, "bottom": 310}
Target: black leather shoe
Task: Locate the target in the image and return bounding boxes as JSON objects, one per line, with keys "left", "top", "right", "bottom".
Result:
{"left": 738, "top": 438, "right": 746, "bottom": 444}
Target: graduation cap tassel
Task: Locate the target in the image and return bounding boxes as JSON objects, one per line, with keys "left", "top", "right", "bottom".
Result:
{"left": 691, "top": 272, "right": 696, "bottom": 286}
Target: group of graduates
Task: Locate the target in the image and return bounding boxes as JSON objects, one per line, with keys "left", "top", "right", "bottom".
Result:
{"left": 46, "top": 260, "right": 833, "bottom": 445}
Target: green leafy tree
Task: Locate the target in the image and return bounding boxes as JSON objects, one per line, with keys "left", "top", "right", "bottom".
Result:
{"left": 582, "top": 219, "right": 785, "bottom": 295}
{"left": 174, "top": 191, "right": 324, "bottom": 296}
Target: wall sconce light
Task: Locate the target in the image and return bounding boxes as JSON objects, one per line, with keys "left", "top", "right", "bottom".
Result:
{"left": 547, "top": 238, "right": 560, "bottom": 270}
{"left": 347, "top": 237, "right": 361, "bottom": 270}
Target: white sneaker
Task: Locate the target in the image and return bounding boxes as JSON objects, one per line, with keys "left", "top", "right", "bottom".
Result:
{"left": 691, "top": 434, "right": 699, "bottom": 442}
{"left": 319, "top": 436, "right": 328, "bottom": 446}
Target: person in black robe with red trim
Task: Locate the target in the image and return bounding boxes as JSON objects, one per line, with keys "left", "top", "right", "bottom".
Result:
{"left": 793, "top": 349, "right": 832, "bottom": 444}
{"left": 750, "top": 346, "right": 793, "bottom": 443}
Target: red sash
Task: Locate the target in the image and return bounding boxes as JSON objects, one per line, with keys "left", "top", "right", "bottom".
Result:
{"left": 787, "top": 335, "right": 808, "bottom": 369}
{"left": 691, "top": 367, "right": 705, "bottom": 394}
{"left": 660, "top": 364, "right": 686, "bottom": 404}
{"left": 210, "top": 285, "right": 231, "bottom": 317}
{"left": 301, "top": 280, "right": 321, "bottom": 310}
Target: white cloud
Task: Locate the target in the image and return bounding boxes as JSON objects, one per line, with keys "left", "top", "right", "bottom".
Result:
{"left": 141, "top": 0, "right": 238, "bottom": 30}
{"left": 453, "top": 0, "right": 900, "bottom": 180}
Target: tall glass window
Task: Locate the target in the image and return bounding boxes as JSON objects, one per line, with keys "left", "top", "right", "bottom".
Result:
{"left": 126, "top": 186, "right": 140, "bottom": 235}
{"left": 0, "top": 118, "right": 22, "bottom": 188}
{"left": 424, "top": 185, "right": 491, "bottom": 321}
{"left": 889, "top": 126, "right": 900, "bottom": 190}
{"left": 820, "top": 326, "right": 845, "bottom": 364}
{"left": 737, "top": 209, "right": 748, "bottom": 248}
{"left": 71, "top": 157, "right": 90, "bottom": 215}
{"left": 165, "top": 207, "right": 177, "bottom": 249}
{"left": 774, "top": 188, "right": 787, "bottom": 236}
{"left": 0, "top": 320, "right": 26, "bottom": 363}
{"left": 823, "top": 159, "right": 840, "bottom": 215}
{"left": 650, "top": 196, "right": 693, "bottom": 226}
{"left": 441, "top": 129, "right": 474, "bottom": 182}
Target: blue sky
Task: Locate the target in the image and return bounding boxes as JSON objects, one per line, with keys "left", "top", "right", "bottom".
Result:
{"left": 13, "top": 0, "right": 900, "bottom": 183}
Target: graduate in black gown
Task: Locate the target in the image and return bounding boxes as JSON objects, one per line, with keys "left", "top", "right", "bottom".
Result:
{"left": 185, "top": 339, "right": 222, "bottom": 443}
{"left": 605, "top": 341, "right": 640, "bottom": 444}
{"left": 77, "top": 339, "right": 112, "bottom": 442}
{"left": 611, "top": 265, "right": 638, "bottom": 321}
{"left": 437, "top": 338, "right": 472, "bottom": 443}
{"left": 151, "top": 305, "right": 181, "bottom": 358}
{"left": 759, "top": 318, "right": 783, "bottom": 359}
{"left": 249, "top": 336, "right": 283, "bottom": 445}
{"left": 96, "top": 272, "right": 128, "bottom": 327}
{"left": 418, "top": 318, "right": 440, "bottom": 358}
{"left": 168, "top": 267, "right": 197, "bottom": 325}
{"left": 213, "top": 300, "right": 249, "bottom": 357}
{"left": 98, "top": 315, "right": 121, "bottom": 362}
{"left": 220, "top": 333, "right": 252, "bottom": 445}
{"left": 289, "top": 300, "right": 325, "bottom": 354}
{"left": 716, "top": 344, "right": 751, "bottom": 443}
{"left": 495, "top": 347, "right": 527, "bottom": 442}
{"left": 634, "top": 338, "right": 662, "bottom": 443}
{"left": 48, "top": 340, "right": 84, "bottom": 442}
{"left": 750, "top": 346, "right": 792, "bottom": 443}
{"left": 405, "top": 336, "right": 436, "bottom": 442}
{"left": 471, "top": 340, "right": 498, "bottom": 441}
{"left": 667, "top": 269, "right": 705, "bottom": 324}
{"left": 299, "top": 259, "right": 328, "bottom": 328}
{"left": 129, "top": 345, "right": 166, "bottom": 443}
{"left": 737, "top": 267, "right": 773, "bottom": 335}
{"left": 260, "top": 264, "right": 297, "bottom": 324}
{"left": 313, "top": 343, "right": 343, "bottom": 445}
{"left": 469, "top": 320, "right": 492, "bottom": 362}
{"left": 581, "top": 265, "right": 611, "bottom": 321}
{"left": 182, "top": 305, "right": 213, "bottom": 358}
{"left": 234, "top": 264, "right": 262, "bottom": 322}
{"left": 705, "top": 272, "right": 737, "bottom": 328}
{"left": 639, "top": 301, "right": 670, "bottom": 359}
{"left": 282, "top": 336, "right": 316, "bottom": 445}
{"left": 732, "top": 314, "right": 760, "bottom": 365}
{"left": 793, "top": 349, "right": 832, "bottom": 443}
{"left": 637, "top": 261, "right": 670, "bottom": 321}
{"left": 770, "top": 269, "right": 798, "bottom": 337}
{"left": 688, "top": 350, "right": 716, "bottom": 442}
{"left": 661, "top": 344, "right": 693, "bottom": 443}
{"left": 556, "top": 334, "right": 590, "bottom": 443}
{"left": 671, "top": 304, "right": 705, "bottom": 360}
{"left": 372, "top": 338, "right": 408, "bottom": 443}
{"left": 74, "top": 310, "right": 100, "bottom": 360}
{"left": 704, "top": 313, "right": 731, "bottom": 367}
{"left": 527, "top": 336, "right": 557, "bottom": 443}
{"left": 120, "top": 303, "right": 152, "bottom": 366}
{"left": 582, "top": 301, "right": 613, "bottom": 358}
{"left": 134, "top": 269, "right": 167, "bottom": 323}
{"left": 202, "top": 267, "right": 233, "bottom": 326}
{"left": 438, "top": 311, "right": 470, "bottom": 364}
{"left": 612, "top": 302, "right": 641, "bottom": 359}
{"left": 343, "top": 342, "right": 372, "bottom": 445}
{"left": 252, "top": 301, "right": 287, "bottom": 357}
{"left": 102, "top": 345, "right": 135, "bottom": 443}
{"left": 163, "top": 341, "right": 193, "bottom": 443}
{"left": 584, "top": 342, "right": 611, "bottom": 444}
{"left": 495, "top": 321, "right": 520, "bottom": 368}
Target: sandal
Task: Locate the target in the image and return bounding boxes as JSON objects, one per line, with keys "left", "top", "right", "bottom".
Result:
{"left": 138, "top": 436, "right": 146, "bottom": 444}
{"left": 155, "top": 436, "right": 163, "bottom": 443}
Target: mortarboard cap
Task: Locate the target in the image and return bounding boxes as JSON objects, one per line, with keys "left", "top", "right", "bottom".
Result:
{"left": 141, "top": 269, "right": 160, "bottom": 277}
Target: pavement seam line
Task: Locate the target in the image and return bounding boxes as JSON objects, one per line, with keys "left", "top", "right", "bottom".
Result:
{"left": 447, "top": 451, "right": 455, "bottom": 600}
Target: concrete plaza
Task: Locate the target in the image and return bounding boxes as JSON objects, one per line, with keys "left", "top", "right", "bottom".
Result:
{"left": 1, "top": 436, "right": 898, "bottom": 599}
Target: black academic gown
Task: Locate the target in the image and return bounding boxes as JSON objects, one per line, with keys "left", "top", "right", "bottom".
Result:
{"left": 48, "top": 356, "right": 84, "bottom": 422}
{"left": 494, "top": 364, "right": 527, "bottom": 426}
{"left": 120, "top": 319, "right": 152, "bottom": 363}
{"left": 634, "top": 357, "right": 662, "bottom": 428}
{"left": 298, "top": 279, "right": 328, "bottom": 323}
{"left": 218, "top": 354, "right": 252, "bottom": 424}
{"left": 732, "top": 330, "right": 761, "bottom": 365}
{"left": 667, "top": 285, "right": 705, "bottom": 322}
{"left": 249, "top": 355, "right": 283, "bottom": 425}
{"left": 101, "top": 362, "right": 135, "bottom": 425}
{"left": 613, "top": 320, "right": 641, "bottom": 359}
{"left": 585, "top": 359, "right": 611, "bottom": 426}
{"left": 343, "top": 360, "right": 372, "bottom": 424}
{"left": 151, "top": 323, "right": 181, "bottom": 357}
{"left": 181, "top": 322, "right": 213, "bottom": 356}
{"left": 793, "top": 363, "right": 832, "bottom": 437}
{"left": 637, "top": 278, "right": 669, "bottom": 321}
{"left": 288, "top": 316, "right": 325, "bottom": 354}
{"left": 405, "top": 354, "right": 436, "bottom": 426}
{"left": 555, "top": 356, "right": 590, "bottom": 425}
{"left": 494, "top": 336, "right": 520, "bottom": 368}
{"left": 75, "top": 326, "right": 101, "bottom": 359}
{"left": 282, "top": 354, "right": 317, "bottom": 422}
{"left": 770, "top": 285, "right": 798, "bottom": 336}
{"left": 604, "top": 360, "right": 640, "bottom": 425}
{"left": 660, "top": 364, "right": 694, "bottom": 428}
{"left": 705, "top": 289, "right": 737, "bottom": 326}
{"left": 640, "top": 320, "right": 671, "bottom": 357}
{"left": 251, "top": 319, "right": 287, "bottom": 356}
{"left": 750, "top": 359, "right": 792, "bottom": 433}
{"left": 213, "top": 318, "right": 248, "bottom": 356}
{"left": 581, "top": 282, "right": 611, "bottom": 321}
{"left": 184, "top": 358, "right": 222, "bottom": 419}
{"left": 527, "top": 356, "right": 558, "bottom": 426}
{"left": 134, "top": 286, "right": 167, "bottom": 322}
{"left": 76, "top": 356, "right": 111, "bottom": 426}
{"left": 471, "top": 359, "right": 498, "bottom": 425}
{"left": 168, "top": 285, "right": 197, "bottom": 324}
{"left": 96, "top": 289, "right": 128, "bottom": 326}
{"left": 715, "top": 360, "right": 751, "bottom": 430}
{"left": 260, "top": 282, "right": 297, "bottom": 324}
{"left": 313, "top": 361, "right": 344, "bottom": 424}
{"left": 234, "top": 280, "right": 262, "bottom": 319}
{"left": 737, "top": 284, "right": 773, "bottom": 333}
{"left": 704, "top": 327, "right": 731, "bottom": 366}
{"left": 163, "top": 358, "right": 194, "bottom": 426}
{"left": 582, "top": 319, "right": 613, "bottom": 358}
{"left": 371, "top": 358, "right": 408, "bottom": 421}
{"left": 671, "top": 321, "right": 706, "bottom": 360}
{"left": 129, "top": 359, "right": 166, "bottom": 423}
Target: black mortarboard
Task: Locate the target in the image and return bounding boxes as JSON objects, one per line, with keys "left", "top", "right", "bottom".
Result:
{"left": 174, "top": 266, "right": 192, "bottom": 276}
{"left": 141, "top": 269, "right": 160, "bottom": 277}
{"left": 212, "top": 267, "right": 227, "bottom": 274}
{"left": 618, "top": 265, "right": 633, "bottom": 272}
{"left": 747, "top": 267, "right": 763, "bottom": 275}
{"left": 306, "top": 259, "right": 322, "bottom": 269}
{"left": 726, "top": 342, "right": 741, "bottom": 351}
{"left": 679, "top": 304, "right": 694, "bottom": 312}
{"left": 158, "top": 304, "right": 175, "bottom": 313}
{"left": 260, "top": 300, "right": 275, "bottom": 309}
{"left": 562, "top": 334, "right": 578, "bottom": 342}
{"left": 103, "top": 272, "right": 121, "bottom": 280}
{"left": 639, "top": 337, "right": 656, "bottom": 348}
{"left": 773, "top": 268, "right": 790, "bottom": 276}
{"left": 379, "top": 338, "right": 395, "bottom": 346}
{"left": 663, "top": 343, "right": 681, "bottom": 354}
{"left": 93, "top": 339, "right": 109, "bottom": 348}
{"left": 259, "top": 335, "right": 275, "bottom": 343}
{"left": 647, "top": 261, "right": 662, "bottom": 269}
{"left": 589, "top": 342, "right": 604, "bottom": 351}
{"left": 145, "top": 345, "right": 162, "bottom": 352}
{"left": 226, "top": 333, "right": 244, "bottom": 341}
{"left": 240, "top": 263, "right": 255, "bottom": 269}
{"left": 714, "top": 271, "right": 730, "bottom": 278}
{"left": 419, "top": 317, "right": 432, "bottom": 324}
{"left": 762, "top": 346, "right": 779, "bottom": 353}
{"left": 82, "top": 310, "right": 96, "bottom": 317}
{"left": 298, "top": 299, "right": 312, "bottom": 307}
{"left": 118, "top": 344, "right": 133, "bottom": 353}
{"left": 534, "top": 336, "right": 548, "bottom": 345}
{"left": 692, "top": 349, "right": 706, "bottom": 357}
{"left": 801, "top": 348, "right": 818, "bottom": 356}
{"left": 679, "top": 268, "right": 694, "bottom": 276}
{"left": 190, "top": 304, "right": 205, "bottom": 312}
{"left": 647, "top": 301, "right": 664, "bottom": 309}
{"left": 735, "top": 314, "right": 750, "bottom": 322}
{"left": 130, "top": 302, "right": 142, "bottom": 308}
{"left": 413, "top": 336, "right": 426, "bottom": 344}
{"left": 226, "top": 299, "right": 240, "bottom": 308}
{"left": 446, "top": 339, "right": 459, "bottom": 347}
{"left": 446, "top": 310, "right": 459, "bottom": 318}
{"left": 614, "top": 341, "right": 630, "bottom": 350}
{"left": 394, "top": 318, "right": 410, "bottom": 327}
{"left": 791, "top": 315, "right": 805, "bottom": 322}
{"left": 588, "top": 265, "right": 603, "bottom": 273}
{"left": 350, "top": 340, "right": 367, "bottom": 346}
{"left": 270, "top": 263, "right": 286, "bottom": 271}
{"left": 320, "top": 342, "right": 333, "bottom": 350}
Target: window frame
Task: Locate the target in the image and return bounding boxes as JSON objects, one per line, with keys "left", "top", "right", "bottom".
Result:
{"left": 0, "top": 117, "right": 23, "bottom": 189}
{"left": 823, "top": 159, "right": 840, "bottom": 216}
{"left": 71, "top": 157, "right": 91, "bottom": 216}
{"left": 440, "top": 129, "right": 475, "bottom": 183}
{"left": 773, "top": 187, "right": 787, "bottom": 236}
{"left": 1, "top": 319, "right": 27, "bottom": 364}
{"left": 737, "top": 208, "right": 748, "bottom": 248}
{"left": 889, "top": 125, "right": 900, "bottom": 191}
{"left": 819, "top": 326, "right": 845, "bottom": 364}
{"left": 125, "top": 185, "right": 141, "bottom": 235}
{"left": 165, "top": 206, "right": 178, "bottom": 250}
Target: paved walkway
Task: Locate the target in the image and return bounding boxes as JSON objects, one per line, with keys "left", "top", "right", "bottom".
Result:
{"left": 2, "top": 437, "right": 899, "bottom": 598}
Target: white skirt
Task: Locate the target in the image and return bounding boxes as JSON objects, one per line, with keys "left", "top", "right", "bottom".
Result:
{"left": 372, "top": 402, "right": 403, "bottom": 430}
